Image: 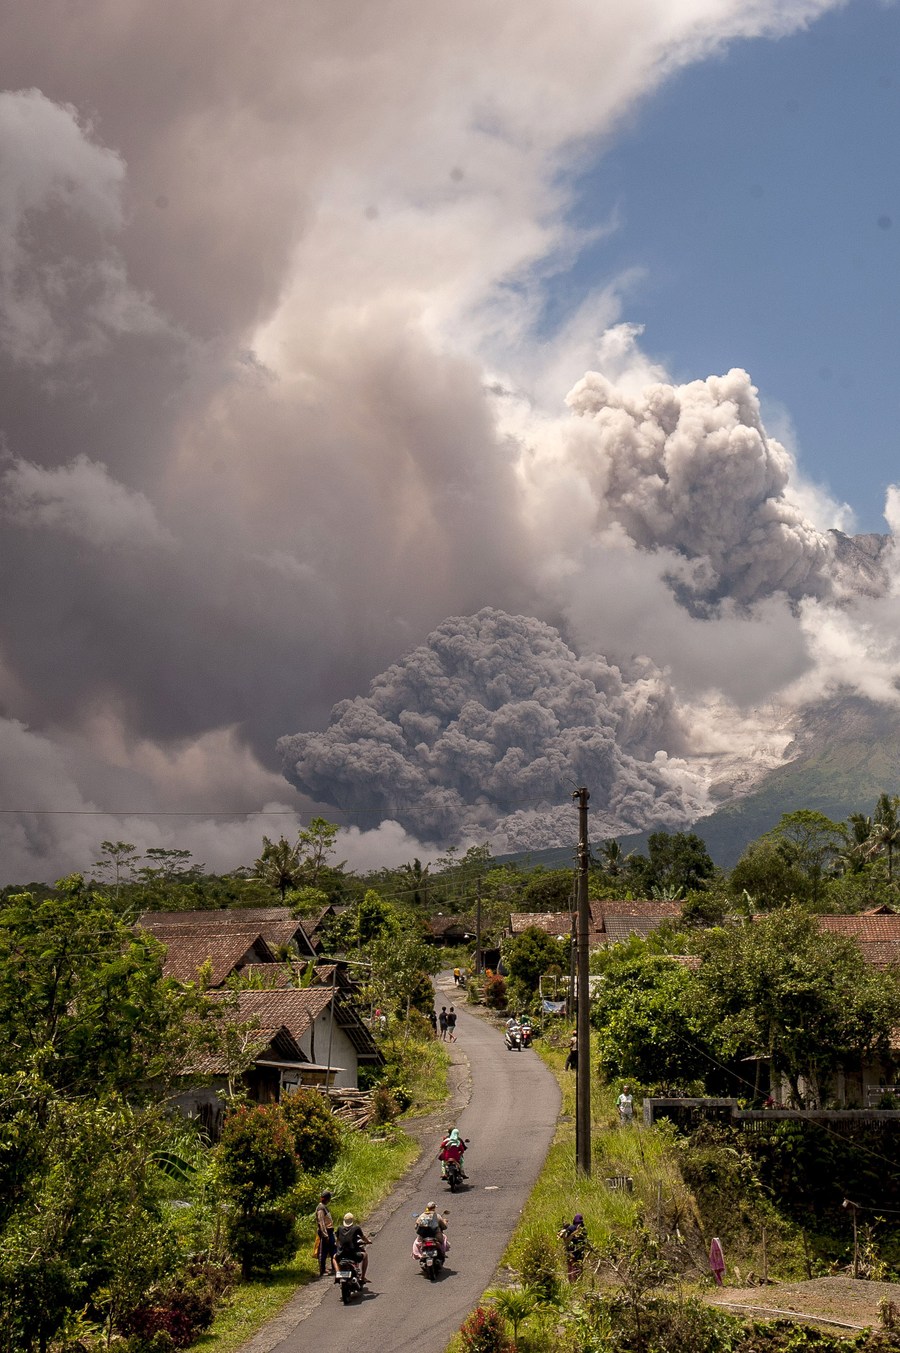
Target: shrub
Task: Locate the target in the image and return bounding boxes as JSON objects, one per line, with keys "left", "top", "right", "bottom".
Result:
{"left": 219, "top": 1104, "right": 298, "bottom": 1206}
{"left": 518, "top": 1231, "right": 560, "bottom": 1304}
{"left": 280, "top": 1089, "right": 342, "bottom": 1173}
{"left": 218, "top": 1105, "right": 300, "bottom": 1276}
{"left": 459, "top": 1303, "right": 508, "bottom": 1353}
{"left": 483, "top": 974, "right": 507, "bottom": 1009}
{"left": 370, "top": 1085, "right": 399, "bottom": 1125}
{"left": 225, "top": 1205, "right": 298, "bottom": 1277}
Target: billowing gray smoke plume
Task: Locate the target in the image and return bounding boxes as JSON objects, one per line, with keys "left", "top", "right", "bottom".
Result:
{"left": 279, "top": 609, "right": 698, "bottom": 845}
{"left": 564, "top": 366, "right": 832, "bottom": 610}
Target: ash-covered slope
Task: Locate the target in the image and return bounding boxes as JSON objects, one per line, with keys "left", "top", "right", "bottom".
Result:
{"left": 689, "top": 695, "right": 900, "bottom": 866}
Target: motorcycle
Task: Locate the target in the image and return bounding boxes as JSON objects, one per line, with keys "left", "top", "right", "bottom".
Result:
{"left": 504, "top": 1023, "right": 523, "bottom": 1052}
{"left": 520, "top": 1022, "right": 533, "bottom": 1048}
{"left": 335, "top": 1255, "right": 364, "bottom": 1304}
{"left": 446, "top": 1156, "right": 465, "bottom": 1192}
{"left": 417, "top": 1234, "right": 445, "bottom": 1280}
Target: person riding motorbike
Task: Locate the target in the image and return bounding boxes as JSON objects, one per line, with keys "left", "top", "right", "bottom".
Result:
{"left": 439, "top": 1128, "right": 468, "bottom": 1179}
{"left": 335, "top": 1212, "right": 372, "bottom": 1285}
{"left": 412, "top": 1201, "right": 449, "bottom": 1260}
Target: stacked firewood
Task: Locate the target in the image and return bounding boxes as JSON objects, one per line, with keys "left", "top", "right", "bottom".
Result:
{"left": 319, "top": 1086, "right": 375, "bottom": 1129}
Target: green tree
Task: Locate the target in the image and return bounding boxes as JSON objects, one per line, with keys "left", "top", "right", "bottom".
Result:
{"left": 521, "top": 868, "right": 574, "bottom": 913}
{"left": 696, "top": 908, "right": 900, "bottom": 1107}
{"left": 217, "top": 1104, "right": 300, "bottom": 1277}
{"left": 254, "top": 835, "right": 303, "bottom": 901}
{"left": 0, "top": 878, "right": 208, "bottom": 1096}
{"left": 92, "top": 840, "right": 140, "bottom": 904}
{"left": 504, "top": 927, "right": 569, "bottom": 998}
{"left": 728, "top": 837, "right": 810, "bottom": 909}
{"left": 296, "top": 816, "right": 342, "bottom": 887}
{"left": 589, "top": 940, "right": 713, "bottom": 1089}
{"left": 760, "top": 809, "right": 845, "bottom": 906}
{"left": 366, "top": 927, "right": 440, "bottom": 1020}
{"left": 627, "top": 831, "right": 715, "bottom": 895}
{"left": 867, "top": 793, "right": 900, "bottom": 882}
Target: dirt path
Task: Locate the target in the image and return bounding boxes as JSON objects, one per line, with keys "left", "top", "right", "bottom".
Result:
{"left": 707, "top": 1275, "right": 900, "bottom": 1332}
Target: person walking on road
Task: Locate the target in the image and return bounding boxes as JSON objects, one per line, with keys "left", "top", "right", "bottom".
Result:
{"left": 439, "top": 1006, "right": 449, "bottom": 1040}
{"left": 446, "top": 1006, "right": 458, "bottom": 1042}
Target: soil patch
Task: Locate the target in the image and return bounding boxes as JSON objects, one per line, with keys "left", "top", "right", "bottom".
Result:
{"left": 707, "top": 1276, "right": 900, "bottom": 1332}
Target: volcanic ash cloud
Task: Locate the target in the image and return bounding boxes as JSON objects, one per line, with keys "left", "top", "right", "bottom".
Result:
{"left": 278, "top": 608, "right": 701, "bottom": 846}
{"left": 562, "top": 365, "right": 832, "bottom": 610}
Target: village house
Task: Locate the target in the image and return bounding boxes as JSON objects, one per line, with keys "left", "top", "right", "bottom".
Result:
{"left": 138, "top": 909, "right": 381, "bottom": 1125}
{"left": 427, "top": 914, "right": 476, "bottom": 946}
{"left": 507, "top": 899, "right": 682, "bottom": 948}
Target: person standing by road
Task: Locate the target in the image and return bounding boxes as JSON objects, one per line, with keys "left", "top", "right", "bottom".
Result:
{"left": 446, "top": 1006, "right": 458, "bottom": 1043}
{"left": 565, "top": 1030, "right": 577, "bottom": 1072}
{"left": 439, "top": 1006, "right": 449, "bottom": 1040}
{"left": 315, "top": 1190, "right": 336, "bottom": 1278}
{"left": 428, "top": 1007, "right": 438, "bottom": 1037}
{"left": 617, "top": 1085, "right": 634, "bottom": 1124}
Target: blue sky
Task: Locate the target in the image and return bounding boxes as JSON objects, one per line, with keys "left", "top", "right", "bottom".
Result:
{"left": 562, "top": 0, "right": 900, "bottom": 532}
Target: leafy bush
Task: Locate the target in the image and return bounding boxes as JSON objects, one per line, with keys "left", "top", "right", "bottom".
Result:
{"left": 122, "top": 1261, "right": 234, "bottom": 1348}
{"left": 218, "top": 1105, "right": 300, "bottom": 1276}
{"left": 483, "top": 974, "right": 507, "bottom": 1009}
{"left": 517, "top": 1231, "right": 560, "bottom": 1304}
{"left": 218, "top": 1104, "right": 298, "bottom": 1206}
{"left": 459, "top": 1303, "right": 508, "bottom": 1353}
{"left": 369, "top": 1085, "right": 399, "bottom": 1125}
{"left": 225, "top": 1205, "right": 299, "bottom": 1276}
{"left": 280, "top": 1089, "right": 341, "bottom": 1173}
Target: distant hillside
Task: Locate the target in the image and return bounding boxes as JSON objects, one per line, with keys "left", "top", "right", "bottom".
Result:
{"left": 689, "top": 695, "right": 900, "bottom": 867}
{"left": 497, "top": 696, "right": 900, "bottom": 873}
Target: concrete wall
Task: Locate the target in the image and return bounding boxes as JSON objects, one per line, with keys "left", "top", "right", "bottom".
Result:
{"left": 299, "top": 1009, "right": 359, "bottom": 1089}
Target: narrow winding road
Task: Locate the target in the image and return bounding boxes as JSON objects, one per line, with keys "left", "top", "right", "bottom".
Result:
{"left": 250, "top": 983, "right": 560, "bottom": 1353}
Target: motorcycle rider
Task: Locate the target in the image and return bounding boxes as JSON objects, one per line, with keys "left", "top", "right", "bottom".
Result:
{"left": 413, "top": 1201, "right": 449, "bottom": 1260}
{"left": 439, "top": 1127, "right": 468, "bottom": 1179}
{"left": 335, "top": 1211, "right": 372, "bottom": 1285}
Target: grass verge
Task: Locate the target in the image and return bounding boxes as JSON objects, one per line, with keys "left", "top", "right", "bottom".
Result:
{"left": 196, "top": 1126, "right": 419, "bottom": 1353}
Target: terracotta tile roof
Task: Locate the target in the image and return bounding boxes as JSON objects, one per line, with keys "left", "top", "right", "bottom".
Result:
{"left": 818, "top": 915, "right": 900, "bottom": 941}
{"left": 214, "top": 987, "right": 334, "bottom": 1042}
{"left": 140, "top": 906, "right": 291, "bottom": 927}
{"left": 193, "top": 1021, "right": 306, "bottom": 1075}
{"left": 509, "top": 912, "right": 573, "bottom": 936}
{"left": 428, "top": 915, "right": 475, "bottom": 937}
{"left": 138, "top": 908, "right": 316, "bottom": 955}
{"left": 590, "top": 900, "right": 682, "bottom": 928}
{"left": 159, "top": 932, "right": 275, "bottom": 986}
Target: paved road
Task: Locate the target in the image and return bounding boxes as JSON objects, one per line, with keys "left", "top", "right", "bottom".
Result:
{"left": 267, "top": 991, "right": 560, "bottom": 1353}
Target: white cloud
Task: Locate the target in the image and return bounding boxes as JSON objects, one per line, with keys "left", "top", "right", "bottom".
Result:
{"left": 2, "top": 454, "right": 174, "bottom": 549}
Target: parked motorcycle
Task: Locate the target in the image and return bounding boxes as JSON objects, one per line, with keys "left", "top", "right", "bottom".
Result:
{"left": 336, "top": 1256, "right": 364, "bottom": 1304}
{"left": 504, "top": 1023, "right": 523, "bottom": 1052}
{"left": 418, "top": 1234, "right": 445, "bottom": 1279}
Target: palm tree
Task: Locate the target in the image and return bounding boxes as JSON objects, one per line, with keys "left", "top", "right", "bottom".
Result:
{"left": 838, "top": 813, "right": 872, "bottom": 875}
{"left": 254, "top": 835, "right": 302, "bottom": 900}
{"left": 401, "top": 857, "right": 430, "bottom": 908}
{"left": 600, "top": 838, "right": 630, "bottom": 877}
{"left": 867, "top": 794, "right": 900, "bottom": 882}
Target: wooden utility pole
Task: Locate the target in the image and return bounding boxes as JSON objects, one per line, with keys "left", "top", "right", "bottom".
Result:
{"left": 573, "top": 787, "right": 591, "bottom": 1176}
{"left": 475, "top": 876, "right": 483, "bottom": 975}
